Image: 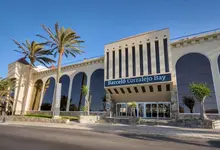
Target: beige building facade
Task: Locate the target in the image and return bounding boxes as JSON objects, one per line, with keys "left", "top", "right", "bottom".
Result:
{"left": 7, "top": 28, "right": 220, "bottom": 118}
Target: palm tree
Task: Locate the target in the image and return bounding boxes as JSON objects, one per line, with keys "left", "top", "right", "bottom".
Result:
{"left": 37, "top": 22, "right": 84, "bottom": 117}
{"left": 182, "top": 96, "right": 195, "bottom": 113}
{"left": 12, "top": 39, "right": 56, "bottom": 115}
{"left": 189, "top": 83, "right": 211, "bottom": 120}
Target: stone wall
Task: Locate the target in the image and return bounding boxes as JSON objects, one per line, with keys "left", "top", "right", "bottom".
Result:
{"left": 178, "top": 114, "right": 220, "bottom": 120}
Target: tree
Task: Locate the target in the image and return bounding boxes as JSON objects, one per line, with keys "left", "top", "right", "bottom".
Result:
{"left": 182, "top": 96, "right": 195, "bottom": 113}
{"left": 12, "top": 39, "right": 56, "bottom": 115}
{"left": 102, "top": 95, "right": 107, "bottom": 111}
{"left": 81, "top": 85, "right": 91, "bottom": 115}
{"left": 37, "top": 22, "right": 84, "bottom": 117}
{"left": 189, "top": 83, "right": 211, "bottom": 120}
{"left": 0, "top": 78, "right": 15, "bottom": 122}
{"left": 127, "top": 102, "right": 137, "bottom": 117}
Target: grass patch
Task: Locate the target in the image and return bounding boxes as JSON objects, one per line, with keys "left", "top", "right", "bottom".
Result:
{"left": 25, "top": 114, "right": 52, "bottom": 118}
{"left": 25, "top": 114, "right": 78, "bottom": 121}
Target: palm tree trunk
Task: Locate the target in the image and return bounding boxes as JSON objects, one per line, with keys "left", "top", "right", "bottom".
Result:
{"left": 21, "top": 65, "right": 32, "bottom": 115}
{"left": 78, "top": 73, "right": 85, "bottom": 111}
{"left": 200, "top": 97, "right": 208, "bottom": 120}
{"left": 53, "top": 51, "right": 63, "bottom": 117}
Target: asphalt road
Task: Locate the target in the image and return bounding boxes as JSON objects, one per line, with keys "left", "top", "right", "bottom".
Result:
{"left": 0, "top": 125, "right": 219, "bottom": 150}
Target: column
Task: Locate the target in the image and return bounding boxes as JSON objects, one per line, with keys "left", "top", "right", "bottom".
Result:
{"left": 38, "top": 82, "right": 45, "bottom": 111}
{"left": 210, "top": 56, "right": 220, "bottom": 114}
{"left": 66, "top": 77, "right": 73, "bottom": 111}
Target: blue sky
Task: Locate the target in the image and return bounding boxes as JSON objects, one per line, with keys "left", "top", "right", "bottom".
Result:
{"left": 0, "top": 0, "right": 220, "bottom": 77}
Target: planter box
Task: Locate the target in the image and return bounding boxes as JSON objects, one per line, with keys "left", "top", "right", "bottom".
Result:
{"left": 79, "top": 115, "right": 100, "bottom": 124}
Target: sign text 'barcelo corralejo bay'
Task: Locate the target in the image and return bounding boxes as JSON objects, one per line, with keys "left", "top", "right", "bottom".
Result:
{"left": 105, "top": 73, "right": 171, "bottom": 87}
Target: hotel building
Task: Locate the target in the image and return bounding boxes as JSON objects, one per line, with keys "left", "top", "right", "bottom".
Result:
{"left": 7, "top": 28, "right": 220, "bottom": 118}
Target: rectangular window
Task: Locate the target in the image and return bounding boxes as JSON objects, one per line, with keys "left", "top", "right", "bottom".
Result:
{"left": 149, "top": 86, "right": 153, "bottom": 92}
{"left": 163, "top": 38, "right": 169, "bottom": 72}
{"left": 106, "top": 52, "right": 109, "bottom": 79}
{"left": 155, "top": 41, "right": 160, "bottom": 73}
{"left": 125, "top": 48, "right": 129, "bottom": 77}
{"left": 132, "top": 46, "right": 136, "bottom": 76}
{"left": 127, "top": 87, "right": 132, "bottom": 93}
{"left": 147, "top": 43, "right": 152, "bottom": 74}
{"left": 134, "top": 87, "right": 138, "bottom": 93}
{"left": 119, "top": 49, "right": 122, "bottom": 78}
{"left": 114, "top": 89, "right": 119, "bottom": 94}
{"left": 139, "top": 44, "right": 144, "bottom": 75}
{"left": 157, "top": 85, "right": 162, "bottom": 92}
{"left": 141, "top": 86, "right": 146, "bottom": 93}
{"left": 107, "top": 89, "right": 112, "bottom": 94}
{"left": 120, "top": 88, "right": 125, "bottom": 94}
{"left": 112, "top": 51, "right": 115, "bottom": 79}
{"left": 166, "top": 84, "right": 170, "bottom": 91}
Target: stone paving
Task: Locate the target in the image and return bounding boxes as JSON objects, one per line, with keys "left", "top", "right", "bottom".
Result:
{"left": 1, "top": 121, "right": 220, "bottom": 140}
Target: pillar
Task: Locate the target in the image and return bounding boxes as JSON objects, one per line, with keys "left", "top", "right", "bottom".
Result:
{"left": 209, "top": 56, "right": 220, "bottom": 114}
{"left": 66, "top": 77, "right": 73, "bottom": 111}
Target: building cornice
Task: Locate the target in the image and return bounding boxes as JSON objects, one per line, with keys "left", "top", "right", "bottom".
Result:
{"left": 33, "top": 56, "right": 104, "bottom": 77}
{"left": 171, "top": 31, "right": 220, "bottom": 48}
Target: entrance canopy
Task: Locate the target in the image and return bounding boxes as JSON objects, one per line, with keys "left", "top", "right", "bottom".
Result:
{"left": 105, "top": 82, "right": 173, "bottom": 102}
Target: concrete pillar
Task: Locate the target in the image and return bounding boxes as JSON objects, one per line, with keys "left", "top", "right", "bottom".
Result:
{"left": 85, "top": 72, "right": 91, "bottom": 109}
{"left": 66, "top": 77, "right": 73, "bottom": 111}
{"left": 209, "top": 56, "right": 220, "bottom": 114}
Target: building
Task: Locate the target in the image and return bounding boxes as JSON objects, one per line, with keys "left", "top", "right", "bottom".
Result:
{"left": 7, "top": 28, "right": 220, "bottom": 118}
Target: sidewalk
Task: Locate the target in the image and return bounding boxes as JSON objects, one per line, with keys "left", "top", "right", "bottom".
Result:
{"left": 1, "top": 121, "right": 220, "bottom": 140}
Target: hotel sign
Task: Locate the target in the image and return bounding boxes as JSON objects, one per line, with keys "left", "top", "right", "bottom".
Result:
{"left": 105, "top": 73, "right": 171, "bottom": 87}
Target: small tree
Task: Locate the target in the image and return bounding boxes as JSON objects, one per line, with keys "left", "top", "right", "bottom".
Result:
{"left": 189, "top": 83, "right": 211, "bottom": 120}
{"left": 127, "top": 102, "right": 137, "bottom": 117}
{"left": 81, "top": 85, "right": 90, "bottom": 115}
{"left": 182, "top": 96, "right": 195, "bottom": 113}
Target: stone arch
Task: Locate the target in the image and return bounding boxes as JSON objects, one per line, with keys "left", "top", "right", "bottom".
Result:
{"left": 90, "top": 69, "right": 105, "bottom": 111}
{"left": 59, "top": 74, "right": 70, "bottom": 111}
{"left": 30, "top": 79, "right": 43, "bottom": 110}
{"left": 41, "top": 77, "right": 55, "bottom": 111}
{"left": 176, "top": 53, "right": 218, "bottom": 114}
{"left": 69, "top": 72, "right": 87, "bottom": 111}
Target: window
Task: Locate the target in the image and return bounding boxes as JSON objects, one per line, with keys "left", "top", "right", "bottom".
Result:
{"left": 134, "top": 87, "right": 139, "bottom": 93}
{"left": 114, "top": 89, "right": 119, "bottom": 94}
{"left": 149, "top": 86, "right": 153, "bottom": 92}
{"left": 112, "top": 51, "right": 115, "bottom": 79}
{"left": 155, "top": 41, "right": 160, "bottom": 73}
{"left": 106, "top": 52, "right": 109, "bottom": 79}
{"left": 141, "top": 86, "right": 146, "bottom": 92}
{"left": 163, "top": 38, "right": 169, "bottom": 72}
{"left": 127, "top": 87, "right": 132, "bottom": 93}
{"left": 125, "top": 48, "right": 129, "bottom": 77}
{"left": 147, "top": 43, "right": 152, "bottom": 74}
{"left": 132, "top": 46, "right": 136, "bottom": 76}
{"left": 119, "top": 49, "right": 122, "bottom": 78}
{"left": 120, "top": 88, "right": 125, "bottom": 94}
{"left": 139, "top": 44, "right": 144, "bottom": 75}
{"left": 157, "top": 85, "right": 162, "bottom": 92}
{"left": 166, "top": 84, "right": 170, "bottom": 91}
{"left": 107, "top": 89, "right": 113, "bottom": 94}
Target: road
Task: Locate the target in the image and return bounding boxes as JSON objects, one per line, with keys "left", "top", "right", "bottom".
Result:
{"left": 0, "top": 125, "right": 219, "bottom": 150}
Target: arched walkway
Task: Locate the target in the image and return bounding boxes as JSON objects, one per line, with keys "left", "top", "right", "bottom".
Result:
{"left": 59, "top": 75, "right": 70, "bottom": 111}
{"left": 90, "top": 69, "right": 105, "bottom": 111}
{"left": 176, "top": 53, "right": 218, "bottom": 113}
{"left": 70, "top": 72, "right": 87, "bottom": 111}
{"left": 30, "top": 79, "right": 43, "bottom": 110}
{"left": 41, "top": 77, "right": 55, "bottom": 111}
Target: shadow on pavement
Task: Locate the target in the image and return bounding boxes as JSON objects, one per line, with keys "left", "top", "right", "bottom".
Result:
{"left": 118, "top": 133, "right": 220, "bottom": 149}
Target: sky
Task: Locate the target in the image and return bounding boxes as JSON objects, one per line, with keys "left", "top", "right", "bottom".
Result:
{"left": 0, "top": 0, "right": 220, "bottom": 77}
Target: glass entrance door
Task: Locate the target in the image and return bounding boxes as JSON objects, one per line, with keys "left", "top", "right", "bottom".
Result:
{"left": 145, "top": 104, "right": 152, "bottom": 118}
{"left": 138, "top": 103, "right": 144, "bottom": 117}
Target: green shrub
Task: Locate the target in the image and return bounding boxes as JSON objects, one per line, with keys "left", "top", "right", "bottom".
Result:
{"left": 25, "top": 114, "right": 52, "bottom": 118}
